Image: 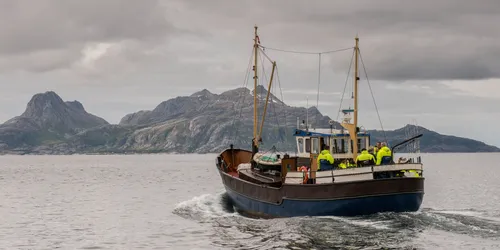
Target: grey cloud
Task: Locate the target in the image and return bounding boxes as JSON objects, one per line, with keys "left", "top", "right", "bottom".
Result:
{"left": 2, "top": 0, "right": 499, "bottom": 80}
{"left": 0, "top": 0, "right": 499, "bottom": 145}
{"left": 311, "top": 79, "right": 500, "bottom": 145}
{"left": 0, "top": 0, "right": 172, "bottom": 55}
{"left": 352, "top": 80, "right": 500, "bottom": 129}
{"left": 178, "top": 0, "right": 500, "bottom": 81}
{"left": 0, "top": 0, "right": 177, "bottom": 73}
{"left": 0, "top": 47, "right": 81, "bottom": 73}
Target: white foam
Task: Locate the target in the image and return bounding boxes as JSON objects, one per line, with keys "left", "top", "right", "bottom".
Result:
{"left": 425, "top": 210, "right": 499, "bottom": 234}
{"left": 172, "top": 192, "right": 239, "bottom": 222}
{"left": 314, "top": 216, "right": 391, "bottom": 230}
{"left": 433, "top": 210, "right": 483, "bottom": 217}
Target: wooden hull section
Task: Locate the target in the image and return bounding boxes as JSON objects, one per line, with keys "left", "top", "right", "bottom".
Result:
{"left": 225, "top": 187, "right": 423, "bottom": 217}
{"left": 216, "top": 148, "right": 424, "bottom": 217}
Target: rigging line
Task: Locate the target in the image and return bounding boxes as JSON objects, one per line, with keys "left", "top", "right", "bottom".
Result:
{"left": 358, "top": 48, "right": 388, "bottom": 144}
{"left": 275, "top": 65, "right": 288, "bottom": 137}
{"left": 321, "top": 47, "right": 356, "bottom": 54}
{"left": 232, "top": 73, "right": 251, "bottom": 143}
{"left": 270, "top": 80, "right": 281, "bottom": 140}
{"left": 258, "top": 47, "right": 275, "bottom": 64}
{"left": 271, "top": 79, "right": 281, "bottom": 131}
{"left": 315, "top": 53, "right": 321, "bottom": 129}
{"left": 336, "top": 48, "right": 355, "bottom": 122}
{"left": 259, "top": 48, "right": 269, "bottom": 92}
{"left": 258, "top": 47, "right": 273, "bottom": 148}
{"left": 231, "top": 46, "right": 255, "bottom": 143}
{"left": 258, "top": 48, "right": 282, "bottom": 142}
{"left": 259, "top": 45, "right": 353, "bottom": 55}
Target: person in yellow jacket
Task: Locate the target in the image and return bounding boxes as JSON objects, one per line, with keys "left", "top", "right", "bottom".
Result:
{"left": 356, "top": 148, "right": 375, "bottom": 166}
{"left": 338, "top": 159, "right": 355, "bottom": 169}
{"left": 338, "top": 160, "right": 347, "bottom": 169}
{"left": 347, "top": 160, "right": 356, "bottom": 168}
{"left": 373, "top": 142, "right": 381, "bottom": 156}
{"left": 368, "top": 146, "right": 377, "bottom": 159}
{"left": 376, "top": 143, "right": 392, "bottom": 165}
{"left": 317, "top": 147, "right": 334, "bottom": 171}
{"left": 404, "top": 169, "right": 420, "bottom": 177}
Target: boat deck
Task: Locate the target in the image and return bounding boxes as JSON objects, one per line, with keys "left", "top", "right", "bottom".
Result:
{"left": 238, "top": 169, "right": 282, "bottom": 187}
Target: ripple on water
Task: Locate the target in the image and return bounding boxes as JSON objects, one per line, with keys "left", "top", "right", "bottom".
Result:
{"left": 173, "top": 193, "right": 500, "bottom": 249}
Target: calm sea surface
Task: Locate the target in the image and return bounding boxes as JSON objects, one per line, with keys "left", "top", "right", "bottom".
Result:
{"left": 1, "top": 153, "right": 500, "bottom": 249}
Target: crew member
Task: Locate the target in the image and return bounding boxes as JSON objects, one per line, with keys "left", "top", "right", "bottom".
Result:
{"left": 374, "top": 142, "right": 381, "bottom": 155}
{"left": 347, "top": 159, "right": 356, "bottom": 168}
{"left": 368, "top": 146, "right": 376, "bottom": 158}
{"left": 376, "top": 142, "right": 392, "bottom": 165}
{"left": 317, "top": 146, "right": 334, "bottom": 171}
{"left": 338, "top": 160, "right": 347, "bottom": 169}
{"left": 356, "top": 148, "right": 375, "bottom": 166}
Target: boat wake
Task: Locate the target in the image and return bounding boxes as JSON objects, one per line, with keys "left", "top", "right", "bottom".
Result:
{"left": 415, "top": 208, "right": 500, "bottom": 237}
{"left": 291, "top": 208, "right": 500, "bottom": 249}
{"left": 172, "top": 192, "right": 240, "bottom": 223}
{"left": 173, "top": 193, "right": 500, "bottom": 249}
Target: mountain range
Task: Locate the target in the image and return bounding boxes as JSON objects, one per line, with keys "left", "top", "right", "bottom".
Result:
{"left": 0, "top": 87, "right": 498, "bottom": 155}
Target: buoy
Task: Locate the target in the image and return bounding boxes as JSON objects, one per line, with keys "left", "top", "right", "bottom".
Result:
{"left": 300, "top": 166, "right": 309, "bottom": 184}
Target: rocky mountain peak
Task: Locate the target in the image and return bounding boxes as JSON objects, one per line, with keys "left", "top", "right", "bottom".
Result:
{"left": 393, "top": 124, "right": 430, "bottom": 134}
{"left": 254, "top": 85, "right": 285, "bottom": 105}
{"left": 190, "top": 89, "right": 214, "bottom": 98}
{"left": 219, "top": 87, "right": 250, "bottom": 99}
{"left": 11, "top": 91, "right": 109, "bottom": 135}
{"left": 217, "top": 86, "right": 284, "bottom": 105}
{"left": 255, "top": 85, "right": 268, "bottom": 95}
{"left": 65, "top": 100, "right": 85, "bottom": 111}
{"left": 22, "top": 91, "right": 66, "bottom": 118}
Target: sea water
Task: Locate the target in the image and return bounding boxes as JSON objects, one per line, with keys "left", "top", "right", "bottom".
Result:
{"left": 1, "top": 153, "right": 499, "bottom": 249}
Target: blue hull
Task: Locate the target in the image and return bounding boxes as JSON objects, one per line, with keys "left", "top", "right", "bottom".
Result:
{"left": 225, "top": 186, "right": 424, "bottom": 217}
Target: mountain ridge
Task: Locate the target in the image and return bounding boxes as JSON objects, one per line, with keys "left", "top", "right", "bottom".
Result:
{"left": 0, "top": 88, "right": 498, "bottom": 154}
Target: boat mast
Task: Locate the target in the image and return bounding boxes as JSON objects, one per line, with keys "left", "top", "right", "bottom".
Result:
{"left": 253, "top": 26, "right": 259, "bottom": 141}
{"left": 252, "top": 26, "right": 259, "bottom": 158}
{"left": 353, "top": 36, "right": 359, "bottom": 158}
{"left": 341, "top": 36, "right": 360, "bottom": 160}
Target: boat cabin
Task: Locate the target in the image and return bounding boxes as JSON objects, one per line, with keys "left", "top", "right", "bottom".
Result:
{"left": 293, "top": 128, "right": 370, "bottom": 161}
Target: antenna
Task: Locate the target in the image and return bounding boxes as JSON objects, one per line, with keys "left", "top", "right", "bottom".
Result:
{"left": 306, "top": 96, "right": 309, "bottom": 131}
{"left": 329, "top": 120, "right": 335, "bottom": 133}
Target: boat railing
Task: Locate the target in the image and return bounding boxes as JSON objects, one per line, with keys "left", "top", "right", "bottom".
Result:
{"left": 253, "top": 171, "right": 278, "bottom": 182}
{"left": 284, "top": 163, "right": 423, "bottom": 184}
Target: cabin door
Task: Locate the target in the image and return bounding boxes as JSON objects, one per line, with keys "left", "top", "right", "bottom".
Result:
{"left": 309, "top": 137, "right": 320, "bottom": 183}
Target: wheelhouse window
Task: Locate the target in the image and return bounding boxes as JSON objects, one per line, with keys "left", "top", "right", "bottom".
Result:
{"left": 311, "top": 138, "right": 319, "bottom": 154}
{"left": 305, "top": 138, "right": 311, "bottom": 153}
{"left": 357, "top": 136, "right": 370, "bottom": 152}
{"left": 331, "top": 137, "right": 338, "bottom": 153}
{"left": 340, "top": 138, "right": 347, "bottom": 153}
{"left": 297, "top": 138, "right": 304, "bottom": 153}
{"left": 330, "top": 137, "right": 360, "bottom": 153}
{"left": 320, "top": 137, "right": 328, "bottom": 147}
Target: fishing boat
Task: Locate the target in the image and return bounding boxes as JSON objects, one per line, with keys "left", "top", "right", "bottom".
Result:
{"left": 215, "top": 26, "right": 424, "bottom": 217}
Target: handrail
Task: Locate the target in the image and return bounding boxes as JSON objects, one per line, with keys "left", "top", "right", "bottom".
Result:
{"left": 390, "top": 134, "right": 423, "bottom": 162}
{"left": 253, "top": 171, "right": 279, "bottom": 182}
{"left": 285, "top": 163, "right": 423, "bottom": 179}
{"left": 284, "top": 163, "right": 424, "bottom": 184}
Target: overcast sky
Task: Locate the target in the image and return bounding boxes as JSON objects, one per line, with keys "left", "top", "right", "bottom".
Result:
{"left": 0, "top": 0, "right": 499, "bottom": 146}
